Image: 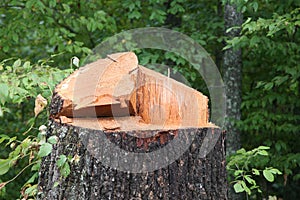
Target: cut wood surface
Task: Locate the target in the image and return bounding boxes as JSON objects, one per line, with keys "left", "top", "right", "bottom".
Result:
{"left": 39, "top": 52, "right": 227, "bottom": 200}
{"left": 52, "top": 52, "right": 213, "bottom": 131}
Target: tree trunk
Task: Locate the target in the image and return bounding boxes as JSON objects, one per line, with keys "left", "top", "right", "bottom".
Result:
{"left": 38, "top": 52, "right": 227, "bottom": 199}
{"left": 223, "top": 1, "right": 243, "bottom": 158}
{"left": 38, "top": 120, "right": 226, "bottom": 200}
{"left": 223, "top": 1, "right": 243, "bottom": 200}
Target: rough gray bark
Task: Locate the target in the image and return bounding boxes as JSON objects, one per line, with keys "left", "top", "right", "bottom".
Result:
{"left": 223, "top": 2, "right": 243, "bottom": 156}
{"left": 37, "top": 119, "right": 227, "bottom": 200}
{"left": 223, "top": 1, "right": 243, "bottom": 200}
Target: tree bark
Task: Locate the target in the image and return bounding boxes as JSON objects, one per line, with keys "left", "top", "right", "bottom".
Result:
{"left": 38, "top": 120, "right": 227, "bottom": 200}
{"left": 223, "top": 1, "right": 243, "bottom": 157}
{"left": 223, "top": 1, "right": 243, "bottom": 200}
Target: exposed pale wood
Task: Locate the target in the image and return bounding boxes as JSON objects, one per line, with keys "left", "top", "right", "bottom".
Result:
{"left": 52, "top": 52, "right": 210, "bottom": 130}
{"left": 39, "top": 52, "right": 227, "bottom": 200}
{"left": 55, "top": 52, "right": 138, "bottom": 117}
{"left": 132, "top": 66, "right": 209, "bottom": 127}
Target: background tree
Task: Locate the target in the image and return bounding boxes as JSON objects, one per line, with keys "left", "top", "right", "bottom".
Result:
{"left": 223, "top": 0, "right": 243, "bottom": 155}
{"left": 223, "top": 1, "right": 243, "bottom": 199}
{"left": 225, "top": 1, "right": 300, "bottom": 199}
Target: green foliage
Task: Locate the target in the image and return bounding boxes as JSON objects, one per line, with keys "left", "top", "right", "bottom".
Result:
{"left": 0, "top": 58, "right": 72, "bottom": 107}
{"left": 227, "top": 146, "right": 282, "bottom": 197}
{"left": 226, "top": 1, "right": 300, "bottom": 199}
{"left": 0, "top": 1, "right": 105, "bottom": 63}
{"left": 0, "top": 58, "right": 73, "bottom": 199}
{"left": 56, "top": 155, "right": 71, "bottom": 179}
{"left": 37, "top": 143, "right": 52, "bottom": 158}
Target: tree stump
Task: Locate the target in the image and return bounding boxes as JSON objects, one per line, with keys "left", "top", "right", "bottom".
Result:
{"left": 38, "top": 52, "right": 227, "bottom": 199}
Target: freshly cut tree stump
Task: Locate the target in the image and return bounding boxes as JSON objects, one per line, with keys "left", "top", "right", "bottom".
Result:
{"left": 38, "top": 52, "right": 227, "bottom": 200}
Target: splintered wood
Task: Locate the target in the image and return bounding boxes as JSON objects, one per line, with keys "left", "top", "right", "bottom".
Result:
{"left": 53, "top": 52, "right": 212, "bottom": 131}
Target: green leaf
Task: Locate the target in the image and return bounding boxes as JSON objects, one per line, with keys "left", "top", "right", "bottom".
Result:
{"left": 0, "top": 135, "right": 10, "bottom": 144}
{"left": 21, "top": 138, "right": 31, "bottom": 154}
{"left": 264, "top": 82, "right": 274, "bottom": 90}
{"left": 0, "top": 159, "right": 10, "bottom": 175}
{"left": 257, "top": 146, "right": 270, "bottom": 150}
{"left": 12, "top": 33, "right": 19, "bottom": 43}
{"left": 252, "top": 168, "right": 260, "bottom": 175}
{"left": 31, "top": 161, "right": 41, "bottom": 171}
{"left": 3, "top": 46, "right": 9, "bottom": 52}
{"left": 23, "top": 61, "right": 31, "bottom": 69}
{"left": 234, "top": 170, "right": 243, "bottom": 176}
{"left": 252, "top": 2, "right": 258, "bottom": 12}
{"left": 190, "top": 72, "right": 196, "bottom": 81}
{"left": 57, "top": 155, "right": 70, "bottom": 178}
{"left": 233, "top": 182, "right": 244, "bottom": 193}
{"left": 13, "top": 59, "right": 21, "bottom": 69}
{"left": 226, "top": 26, "right": 240, "bottom": 33}
{"left": 0, "top": 83, "right": 9, "bottom": 105}
{"left": 49, "top": 0, "right": 57, "bottom": 8}
{"left": 48, "top": 135, "right": 58, "bottom": 144}
{"left": 5, "top": 136, "right": 17, "bottom": 146}
{"left": 61, "top": 162, "right": 70, "bottom": 178}
{"left": 275, "top": 142, "right": 281, "bottom": 152}
{"left": 53, "top": 181, "right": 59, "bottom": 187}
{"left": 25, "top": 0, "right": 35, "bottom": 9}
{"left": 241, "top": 180, "right": 251, "bottom": 195}
{"left": 57, "top": 155, "right": 67, "bottom": 168}
{"left": 236, "top": 148, "right": 246, "bottom": 154}
{"left": 293, "top": 174, "right": 300, "bottom": 181}
{"left": 263, "top": 169, "right": 275, "bottom": 182}
{"left": 25, "top": 184, "right": 37, "bottom": 195}
{"left": 81, "top": 47, "right": 92, "bottom": 54}
{"left": 258, "top": 150, "right": 268, "bottom": 156}
{"left": 62, "top": 4, "right": 70, "bottom": 13}
{"left": 245, "top": 175, "right": 256, "bottom": 185}
{"left": 269, "top": 168, "right": 282, "bottom": 175}
{"left": 258, "top": 188, "right": 262, "bottom": 193}
{"left": 25, "top": 172, "right": 38, "bottom": 184}
{"left": 128, "top": 10, "right": 141, "bottom": 19}
{"left": 38, "top": 143, "right": 52, "bottom": 157}
{"left": 250, "top": 36, "right": 260, "bottom": 47}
